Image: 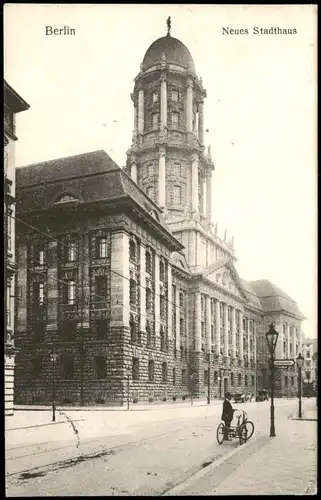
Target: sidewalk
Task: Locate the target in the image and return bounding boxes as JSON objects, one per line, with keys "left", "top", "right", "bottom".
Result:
{"left": 211, "top": 400, "right": 317, "bottom": 495}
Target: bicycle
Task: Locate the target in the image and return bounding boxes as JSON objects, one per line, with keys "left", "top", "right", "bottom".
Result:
{"left": 216, "top": 409, "right": 255, "bottom": 445}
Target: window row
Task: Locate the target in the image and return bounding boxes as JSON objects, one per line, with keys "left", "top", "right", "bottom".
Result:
{"left": 31, "top": 355, "right": 108, "bottom": 380}
{"left": 152, "top": 90, "right": 179, "bottom": 104}
{"left": 150, "top": 112, "right": 181, "bottom": 129}
{"left": 32, "top": 236, "right": 109, "bottom": 266}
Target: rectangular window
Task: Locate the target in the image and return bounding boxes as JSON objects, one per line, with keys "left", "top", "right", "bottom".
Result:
{"left": 148, "top": 360, "right": 154, "bottom": 382}
{"left": 67, "top": 242, "right": 77, "bottom": 262}
{"left": 146, "top": 287, "right": 153, "bottom": 312}
{"left": 31, "top": 357, "right": 42, "bottom": 380}
{"left": 34, "top": 321, "right": 46, "bottom": 342}
{"left": 204, "top": 370, "right": 208, "bottom": 386}
{"left": 214, "top": 371, "right": 218, "bottom": 384}
{"left": 60, "top": 320, "right": 77, "bottom": 341}
{"left": 34, "top": 282, "right": 45, "bottom": 306}
{"left": 291, "top": 376, "right": 294, "bottom": 386}
{"left": 179, "top": 292, "right": 184, "bottom": 308}
{"left": 96, "top": 319, "right": 108, "bottom": 340}
{"left": 171, "top": 112, "right": 179, "bottom": 126}
{"left": 172, "top": 90, "right": 178, "bottom": 102}
{"left": 251, "top": 375, "right": 255, "bottom": 386}
{"left": 238, "top": 373, "right": 242, "bottom": 386}
{"left": 153, "top": 92, "right": 158, "bottom": 103}
{"left": 95, "top": 275, "right": 108, "bottom": 298}
{"left": 162, "top": 362, "right": 168, "bottom": 382}
{"left": 231, "top": 372, "right": 234, "bottom": 385}
{"left": 132, "top": 357, "right": 139, "bottom": 380}
{"left": 96, "top": 237, "right": 108, "bottom": 258}
{"left": 173, "top": 185, "right": 182, "bottom": 205}
{"left": 174, "top": 163, "right": 181, "bottom": 177}
{"left": 285, "top": 375, "right": 288, "bottom": 387}
{"left": 182, "top": 369, "right": 187, "bottom": 385}
{"left": 68, "top": 281, "right": 76, "bottom": 305}
{"left": 62, "top": 356, "right": 74, "bottom": 380}
{"left": 7, "top": 209, "right": 12, "bottom": 252}
{"left": 6, "top": 284, "right": 12, "bottom": 328}
{"left": 160, "top": 294, "right": 165, "bottom": 318}
{"left": 159, "top": 260, "right": 165, "bottom": 281}
{"left": 152, "top": 113, "right": 159, "bottom": 129}
{"left": 129, "top": 278, "right": 137, "bottom": 306}
{"left": 245, "top": 374, "right": 248, "bottom": 386}
{"left": 173, "top": 368, "right": 176, "bottom": 385}
{"left": 95, "top": 356, "right": 107, "bottom": 379}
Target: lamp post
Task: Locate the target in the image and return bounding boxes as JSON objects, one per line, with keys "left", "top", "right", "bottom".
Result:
{"left": 265, "top": 322, "right": 279, "bottom": 437}
{"left": 50, "top": 349, "right": 58, "bottom": 422}
{"left": 296, "top": 353, "right": 304, "bottom": 418}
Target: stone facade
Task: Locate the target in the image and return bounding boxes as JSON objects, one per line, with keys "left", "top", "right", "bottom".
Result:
{"left": 14, "top": 31, "right": 306, "bottom": 406}
{"left": 4, "top": 80, "right": 29, "bottom": 415}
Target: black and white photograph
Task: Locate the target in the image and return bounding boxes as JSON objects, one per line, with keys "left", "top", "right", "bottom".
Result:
{"left": 4, "top": 3, "right": 317, "bottom": 496}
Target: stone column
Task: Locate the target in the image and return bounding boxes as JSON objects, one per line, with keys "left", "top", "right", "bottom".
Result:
{"left": 198, "top": 101, "right": 204, "bottom": 145}
{"left": 223, "top": 303, "right": 229, "bottom": 357}
{"left": 206, "top": 173, "right": 212, "bottom": 222}
{"left": 176, "top": 287, "right": 180, "bottom": 353}
{"left": 158, "top": 147, "right": 166, "bottom": 208}
{"left": 231, "top": 307, "right": 237, "bottom": 358}
{"left": 186, "top": 78, "right": 193, "bottom": 133}
{"left": 138, "top": 88, "right": 144, "bottom": 134}
{"left": 160, "top": 73, "right": 167, "bottom": 129}
{"left": 110, "top": 232, "right": 130, "bottom": 327}
{"left": 239, "top": 310, "right": 244, "bottom": 358}
{"left": 215, "top": 299, "right": 221, "bottom": 356}
{"left": 154, "top": 254, "right": 160, "bottom": 342}
{"left": 191, "top": 152, "right": 199, "bottom": 213}
{"left": 130, "top": 160, "right": 137, "bottom": 184}
{"left": 286, "top": 322, "right": 291, "bottom": 358}
{"left": 206, "top": 295, "right": 211, "bottom": 352}
{"left": 139, "top": 242, "right": 146, "bottom": 334}
{"left": 16, "top": 244, "right": 28, "bottom": 332}
{"left": 195, "top": 292, "right": 201, "bottom": 352}
{"left": 167, "top": 264, "right": 172, "bottom": 339}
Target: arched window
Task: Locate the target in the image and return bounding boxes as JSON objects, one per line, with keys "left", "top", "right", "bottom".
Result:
{"left": 145, "top": 250, "right": 152, "bottom": 273}
{"left": 129, "top": 239, "right": 137, "bottom": 262}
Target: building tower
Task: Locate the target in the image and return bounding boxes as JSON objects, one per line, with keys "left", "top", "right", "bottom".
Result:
{"left": 125, "top": 21, "right": 235, "bottom": 273}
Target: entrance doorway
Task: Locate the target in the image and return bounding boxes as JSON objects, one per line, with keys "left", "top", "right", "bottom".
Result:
{"left": 223, "top": 377, "right": 229, "bottom": 395}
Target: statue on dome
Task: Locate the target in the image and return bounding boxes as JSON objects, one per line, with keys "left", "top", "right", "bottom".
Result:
{"left": 167, "top": 16, "right": 171, "bottom": 36}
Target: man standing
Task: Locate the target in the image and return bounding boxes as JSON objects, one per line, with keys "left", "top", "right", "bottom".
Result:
{"left": 221, "top": 392, "right": 235, "bottom": 441}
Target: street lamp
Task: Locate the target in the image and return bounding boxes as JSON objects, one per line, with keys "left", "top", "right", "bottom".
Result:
{"left": 296, "top": 353, "right": 304, "bottom": 418}
{"left": 50, "top": 349, "right": 58, "bottom": 422}
{"left": 266, "top": 322, "right": 279, "bottom": 437}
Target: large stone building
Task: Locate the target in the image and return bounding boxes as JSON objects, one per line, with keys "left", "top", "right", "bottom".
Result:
{"left": 4, "top": 80, "right": 30, "bottom": 415}
{"left": 302, "top": 337, "right": 317, "bottom": 384}
{"left": 14, "top": 29, "right": 305, "bottom": 406}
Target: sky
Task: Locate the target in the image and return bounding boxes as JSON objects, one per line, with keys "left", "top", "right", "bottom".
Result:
{"left": 4, "top": 4, "right": 317, "bottom": 339}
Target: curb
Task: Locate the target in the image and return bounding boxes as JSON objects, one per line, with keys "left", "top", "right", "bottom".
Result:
{"left": 6, "top": 419, "right": 84, "bottom": 432}
{"left": 161, "top": 434, "right": 269, "bottom": 496}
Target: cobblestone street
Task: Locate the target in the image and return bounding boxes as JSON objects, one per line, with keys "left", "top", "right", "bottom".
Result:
{"left": 6, "top": 398, "right": 317, "bottom": 496}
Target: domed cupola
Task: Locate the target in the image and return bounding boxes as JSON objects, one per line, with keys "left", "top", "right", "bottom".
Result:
{"left": 142, "top": 36, "right": 196, "bottom": 74}
{"left": 126, "top": 17, "right": 215, "bottom": 242}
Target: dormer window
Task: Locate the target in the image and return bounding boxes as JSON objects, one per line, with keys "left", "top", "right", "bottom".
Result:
{"left": 55, "top": 194, "right": 78, "bottom": 204}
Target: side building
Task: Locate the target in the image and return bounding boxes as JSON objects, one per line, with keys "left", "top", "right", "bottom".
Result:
{"left": 4, "top": 80, "right": 30, "bottom": 416}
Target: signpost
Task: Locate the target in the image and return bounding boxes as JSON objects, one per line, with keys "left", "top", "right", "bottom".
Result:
{"left": 273, "top": 359, "right": 295, "bottom": 368}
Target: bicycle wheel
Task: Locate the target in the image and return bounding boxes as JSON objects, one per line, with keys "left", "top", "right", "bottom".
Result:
{"left": 216, "top": 423, "right": 225, "bottom": 444}
{"left": 238, "top": 423, "right": 248, "bottom": 445}
{"left": 244, "top": 420, "right": 255, "bottom": 440}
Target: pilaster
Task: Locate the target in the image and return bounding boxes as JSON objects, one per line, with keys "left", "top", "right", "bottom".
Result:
{"left": 215, "top": 300, "right": 221, "bottom": 356}
{"left": 154, "top": 254, "right": 160, "bottom": 340}
{"left": 191, "top": 152, "right": 199, "bottom": 213}
{"left": 167, "top": 264, "right": 172, "bottom": 338}
{"left": 223, "top": 303, "right": 229, "bottom": 357}
{"left": 139, "top": 242, "right": 146, "bottom": 333}
{"left": 231, "top": 306, "right": 237, "bottom": 358}
{"left": 138, "top": 88, "right": 144, "bottom": 134}
{"left": 239, "top": 310, "right": 244, "bottom": 359}
{"left": 16, "top": 244, "right": 28, "bottom": 332}
{"left": 194, "top": 292, "right": 201, "bottom": 352}
{"left": 206, "top": 295, "right": 211, "bottom": 352}
{"left": 158, "top": 147, "right": 166, "bottom": 208}
{"left": 110, "top": 232, "right": 129, "bottom": 327}
{"left": 175, "top": 287, "right": 180, "bottom": 352}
